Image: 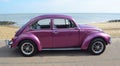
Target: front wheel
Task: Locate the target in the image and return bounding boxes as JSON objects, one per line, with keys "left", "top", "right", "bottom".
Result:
{"left": 19, "top": 40, "right": 38, "bottom": 57}
{"left": 88, "top": 38, "right": 106, "bottom": 55}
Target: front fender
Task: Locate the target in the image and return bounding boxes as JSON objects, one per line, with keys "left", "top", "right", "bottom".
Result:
{"left": 81, "top": 32, "right": 111, "bottom": 49}
{"left": 12, "top": 33, "right": 42, "bottom": 51}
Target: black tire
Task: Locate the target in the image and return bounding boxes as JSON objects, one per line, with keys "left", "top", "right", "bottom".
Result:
{"left": 19, "top": 40, "right": 38, "bottom": 57}
{"left": 88, "top": 38, "right": 106, "bottom": 55}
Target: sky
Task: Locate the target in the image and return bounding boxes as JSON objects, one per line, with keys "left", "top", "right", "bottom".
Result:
{"left": 0, "top": 0, "right": 120, "bottom": 14}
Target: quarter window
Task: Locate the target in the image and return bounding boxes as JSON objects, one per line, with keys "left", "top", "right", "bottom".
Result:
{"left": 31, "top": 19, "right": 50, "bottom": 29}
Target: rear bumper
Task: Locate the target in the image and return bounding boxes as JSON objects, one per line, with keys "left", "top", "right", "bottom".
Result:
{"left": 106, "top": 34, "right": 111, "bottom": 44}
{"left": 5, "top": 40, "right": 13, "bottom": 48}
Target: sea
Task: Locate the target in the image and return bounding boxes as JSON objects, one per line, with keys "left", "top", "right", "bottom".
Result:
{"left": 0, "top": 13, "right": 120, "bottom": 27}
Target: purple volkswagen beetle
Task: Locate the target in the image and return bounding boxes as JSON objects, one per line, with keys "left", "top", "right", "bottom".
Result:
{"left": 6, "top": 14, "right": 111, "bottom": 56}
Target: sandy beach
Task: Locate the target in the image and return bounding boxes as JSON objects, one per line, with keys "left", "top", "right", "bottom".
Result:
{"left": 0, "top": 26, "right": 18, "bottom": 40}
{"left": 0, "top": 22, "right": 120, "bottom": 40}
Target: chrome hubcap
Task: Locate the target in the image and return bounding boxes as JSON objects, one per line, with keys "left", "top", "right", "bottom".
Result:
{"left": 92, "top": 41, "right": 104, "bottom": 54}
{"left": 21, "top": 42, "right": 34, "bottom": 55}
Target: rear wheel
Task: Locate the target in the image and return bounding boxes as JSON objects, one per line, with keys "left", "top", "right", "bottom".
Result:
{"left": 19, "top": 40, "right": 38, "bottom": 57}
{"left": 88, "top": 38, "right": 106, "bottom": 55}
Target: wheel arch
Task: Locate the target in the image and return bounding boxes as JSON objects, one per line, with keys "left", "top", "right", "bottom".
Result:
{"left": 18, "top": 39, "right": 37, "bottom": 48}
{"left": 17, "top": 38, "right": 42, "bottom": 51}
{"left": 90, "top": 37, "right": 107, "bottom": 44}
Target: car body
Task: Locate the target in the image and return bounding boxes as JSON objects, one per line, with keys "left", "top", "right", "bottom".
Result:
{"left": 6, "top": 14, "right": 111, "bottom": 56}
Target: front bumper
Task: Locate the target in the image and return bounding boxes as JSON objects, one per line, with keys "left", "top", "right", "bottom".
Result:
{"left": 109, "top": 37, "right": 112, "bottom": 44}
{"left": 5, "top": 40, "right": 13, "bottom": 48}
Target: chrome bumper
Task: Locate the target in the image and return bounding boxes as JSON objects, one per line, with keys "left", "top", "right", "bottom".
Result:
{"left": 5, "top": 40, "right": 13, "bottom": 48}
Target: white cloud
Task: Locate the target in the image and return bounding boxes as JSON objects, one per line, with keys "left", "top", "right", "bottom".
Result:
{"left": 14, "top": 0, "right": 120, "bottom": 13}
{"left": 24, "top": 0, "right": 83, "bottom": 13}
{"left": 1, "top": 0, "right": 120, "bottom": 13}
{"left": 0, "top": 0, "right": 11, "bottom": 2}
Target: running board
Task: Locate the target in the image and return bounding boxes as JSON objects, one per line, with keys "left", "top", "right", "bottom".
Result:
{"left": 42, "top": 48, "right": 81, "bottom": 51}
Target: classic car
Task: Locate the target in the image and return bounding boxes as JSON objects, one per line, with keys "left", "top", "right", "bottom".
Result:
{"left": 6, "top": 14, "right": 111, "bottom": 56}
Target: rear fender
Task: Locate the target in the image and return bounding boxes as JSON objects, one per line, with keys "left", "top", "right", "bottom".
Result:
{"left": 12, "top": 33, "right": 42, "bottom": 51}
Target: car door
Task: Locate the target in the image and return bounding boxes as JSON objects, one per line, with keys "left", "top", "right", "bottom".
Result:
{"left": 30, "top": 19, "right": 53, "bottom": 48}
{"left": 53, "top": 19, "right": 80, "bottom": 48}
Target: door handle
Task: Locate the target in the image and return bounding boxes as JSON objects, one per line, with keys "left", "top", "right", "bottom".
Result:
{"left": 53, "top": 31, "right": 58, "bottom": 34}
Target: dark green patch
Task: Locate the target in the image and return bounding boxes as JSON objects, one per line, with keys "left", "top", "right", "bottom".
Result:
{"left": 0, "top": 21, "right": 15, "bottom": 25}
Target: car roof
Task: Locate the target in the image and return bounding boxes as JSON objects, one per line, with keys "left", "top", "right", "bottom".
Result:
{"left": 27, "top": 14, "right": 75, "bottom": 27}
{"left": 35, "top": 14, "right": 72, "bottom": 19}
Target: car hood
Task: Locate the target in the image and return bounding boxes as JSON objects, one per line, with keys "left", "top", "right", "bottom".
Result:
{"left": 79, "top": 24, "right": 103, "bottom": 31}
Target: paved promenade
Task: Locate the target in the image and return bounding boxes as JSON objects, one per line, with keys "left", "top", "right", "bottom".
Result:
{"left": 0, "top": 38, "right": 119, "bottom": 66}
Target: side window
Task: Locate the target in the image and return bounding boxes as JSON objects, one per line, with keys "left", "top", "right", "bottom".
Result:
{"left": 31, "top": 19, "right": 50, "bottom": 30}
{"left": 54, "top": 19, "right": 76, "bottom": 29}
